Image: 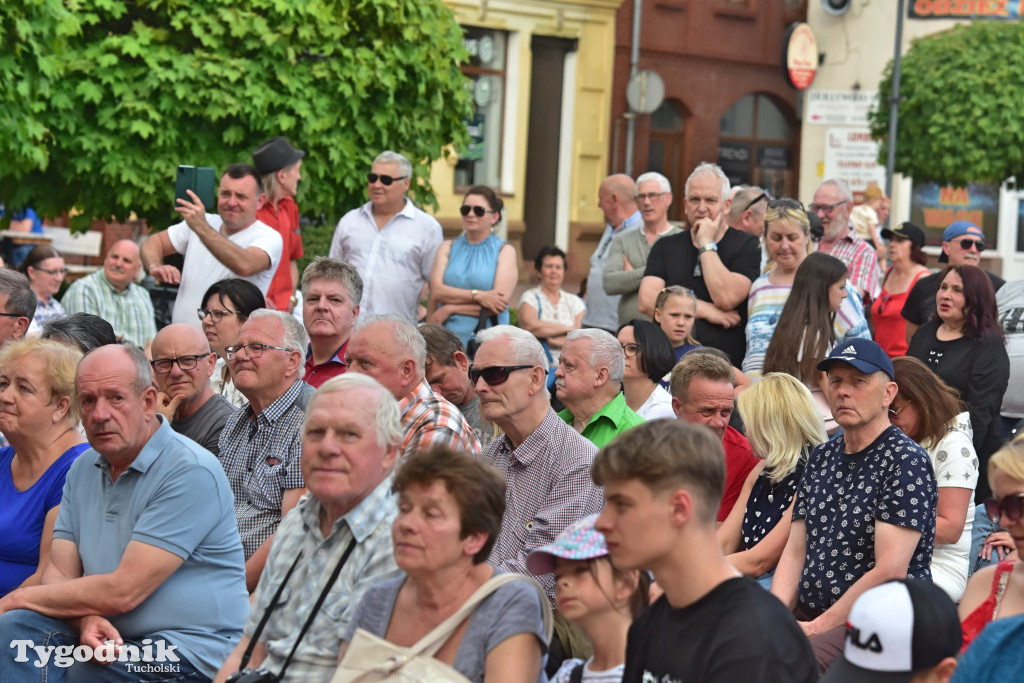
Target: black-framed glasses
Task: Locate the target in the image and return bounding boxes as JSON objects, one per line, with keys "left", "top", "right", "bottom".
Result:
{"left": 198, "top": 308, "right": 241, "bottom": 323}
{"left": 225, "top": 343, "right": 293, "bottom": 361}
{"left": 808, "top": 200, "right": 848, "bottom": 215}
{"left": 984, "top": 492, "right": 1024, "bottom": 523}
{"left": 741, "top": 191, "right": 769, "bottom": 213}
{"left": 151, "top": 354, "right": 212, "bottom": 374}
{"left": 33, "top": 266, "right": 68, "bottom": 276}
{"left": 767, "top": 198, "right": 805, "bottom": 213}
{"left": 460, "top": 205, "right": 494, "bottom": 217}
{"left": 635, "top": 191, "right": 668, "bottom": 202}
{"left": 622, "top": 343, "right": 640, "bottom": 358}
{"left": 367, "top": 173, "right": 407, "bottom": 186}
{"left": 0, "top": 312, "right": 23, "bottom": 319}
{"left": 958, "top": 238, "right": 985, "bottom": 251}
{"left": 469, "top": 365, "right": 533, "bottom": 386}
{"left": 888, "top": 400, "right": 911, "bottom": 417}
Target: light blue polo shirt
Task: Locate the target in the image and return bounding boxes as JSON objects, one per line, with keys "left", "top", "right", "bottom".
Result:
{"left": 54, "top": 417, "right": 250, "bottom": 678}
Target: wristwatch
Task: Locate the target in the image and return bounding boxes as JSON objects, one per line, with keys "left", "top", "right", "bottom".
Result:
{"left": 698, "top": 242, "right": 718, "bottom": 253}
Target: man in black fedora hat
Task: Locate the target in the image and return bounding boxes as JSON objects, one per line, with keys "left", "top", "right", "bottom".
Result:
{"left": 253, "top": 136, "right": 306, "bottom": 313}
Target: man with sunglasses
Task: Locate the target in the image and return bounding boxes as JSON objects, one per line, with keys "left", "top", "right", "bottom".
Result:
{"left": 727, "top": 185, "right": 769, "bottom": 239}
{"left": 150, "top": 323, "right": 234, "bottom": 456}
{"left": 329, "top": 150, "right": 443, "bottom": 322}
{"left": 902, "top": 220, "right": 1005, "bottom": 343}
{"left": 810, "top": 179, "right": 881, "bottom": 304}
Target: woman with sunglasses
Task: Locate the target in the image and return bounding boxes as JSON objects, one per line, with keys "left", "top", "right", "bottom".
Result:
{"left": 18, "top": 245, "right": 66, "bottom": 337}
{"left": 870, "top": 222, "right": 931, "bottom": 358}
{"left": 427, "top": 186, "right": 518, "bottom": 346}
{"left": 907, "top": 265, "right": 1009, "bottom": 496}
{"left": 958, "top": 437, "right": 1024, "bottom": 652}
{"left": 743, "top": 199, "right": 868, "bottom": 377}
{"left": 616, "top": 319, "right": 677, "bottom": 420}
{"left": 889, "top": 356, "right": 977, "bottom": 601}
{"left": 199, "top": 278, "right": 266, "bottom": 407}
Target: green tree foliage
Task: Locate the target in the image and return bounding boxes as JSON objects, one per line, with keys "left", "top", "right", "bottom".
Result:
{"left": 869, "top": 21, "right": 1024, "bottom": 186}
{"left": 0, "top": 0, "right": 471, "bottom": 236}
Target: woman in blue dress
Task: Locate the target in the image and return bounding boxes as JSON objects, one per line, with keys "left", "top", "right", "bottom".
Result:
{"left": 427, "top": 186, "right": 519, "bottom": 347}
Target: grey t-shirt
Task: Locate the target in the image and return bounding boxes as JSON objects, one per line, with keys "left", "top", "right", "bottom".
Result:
{"left": 343, "top": 569, "right": 547, "bottom": 683}
{"left": 458, "top": 396, "right": 494, "bottom": 448}
{"left": 172, "top": 393, "right": 235, "bottom": 455}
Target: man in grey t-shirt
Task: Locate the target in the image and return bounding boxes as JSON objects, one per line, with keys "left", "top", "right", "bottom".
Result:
{"left": 419, "top": 323, "right": 494, "bottom": 447}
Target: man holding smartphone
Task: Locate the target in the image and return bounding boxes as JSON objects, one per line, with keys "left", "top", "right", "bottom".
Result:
{"left": 142, "top": 163, "right": 283, "bottom": 325}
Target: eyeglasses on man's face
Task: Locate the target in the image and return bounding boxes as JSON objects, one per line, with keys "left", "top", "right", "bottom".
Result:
{"left": 635, "top": 191, "right": 668, "bottom": 202}
{"left": 367, "top": 173, "right": 407, "bottom": 186}
{"left": 151, "top": 353, "right": 211, "bottom": 374}
{"left": 225, "top": 343, "right": 293, "bottom": 361}
{"left": 808, "top": 200, "right": 848, "bottom": 216}
{"left": 469, "top": 365, "right": 533, "bottom": 386}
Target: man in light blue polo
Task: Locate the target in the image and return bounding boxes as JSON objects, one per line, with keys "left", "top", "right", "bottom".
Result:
{"left": 0, "top": 344, "right": 249, "bottom": 681}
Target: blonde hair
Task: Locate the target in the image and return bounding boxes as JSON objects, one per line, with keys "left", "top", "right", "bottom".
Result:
{"left": 737, "top": 373, "right": 826, "bottom": 482}
{"left": 0, "top": 338, "right": 83, "bottom": 424}
{"left": 989, "top": 436, "right": 1024, "bottom": 484}
{"left": 653, "top": 286, "right": 699, "bottom": 346}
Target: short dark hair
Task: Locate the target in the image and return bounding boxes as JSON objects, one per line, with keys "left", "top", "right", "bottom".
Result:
{"left": 222, "top": 163, "right": 262, "bottom": 188}
{"left": 419, "top": 323, "right": 465, "bottom": 369}
{"left": 42, "top": 313, "right": 118, "bottom": 353}
{"left": 621, "top": 319, "right": 676, "bottom": 383}
{"left": 464, "top": 185, "right": 504, "bottom": 221}
{"left": 534, "top": 245, "right": 567, "bottom": 272}
{"left": 592, "top": 419, "right": 725, "bottom": 525}
{"left": 392, "top": 446, "right": 506, "bottom": 564}
{"left": 201, "top": 278, "right": 266, "bottom": 319}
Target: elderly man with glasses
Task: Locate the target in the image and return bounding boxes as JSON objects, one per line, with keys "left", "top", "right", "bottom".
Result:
{"left": 151, "top": 323, "right": 234, "bottom": 456}
{"left": 218, "top": 309, "right": 316, "bottom": 592}
{"left": 809, "top": 178, "right": 882, "bottom": 304}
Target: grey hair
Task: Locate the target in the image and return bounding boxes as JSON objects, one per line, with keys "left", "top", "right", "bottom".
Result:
{"left": 566, "top": 329, "right": 625, "bottom": 383}
{"left": 373, "top": 150, "right": 412, "bottom": 180}
{"left": 355, "top": 314, "right": 426, "bottom": 372}
{"left": 42, "top": 313, "right": 117, "bottom": 353}
{"left": 248, "top": 309, "right": 309, "bottom": 353}
{"left": 635, "top": 171, "right": 671, "bottom": 194}
{"left": 820, "top": 178, "right": 853, "bottom": 203}
{"left": 685, "top": 162, "right": 731, "bottom": 202}
{"left": 0, "top": 269, "right": 36, "bottom": 322}
{"left": 729, "top": 185, "right": 767, "bottom": 221}
{"left": 475, "top": 325, "right": 548, "bottom": 370}
{"left": 78, "top": 344, "right": 152, "bottom": 396}
{"left": 312, "top": 373, "right": 403, "bottom": 449}
{"left": 300, "top": 256, "right": 363, "bottom": 304}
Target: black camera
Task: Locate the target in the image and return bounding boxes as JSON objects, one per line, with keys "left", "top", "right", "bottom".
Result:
{"left": 225, "top": 669, "right": 278, "bottom": 683}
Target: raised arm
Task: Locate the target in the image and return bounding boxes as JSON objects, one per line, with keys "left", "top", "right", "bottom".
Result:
{"left": 177, "top": 191, "right": 274, "bottom": 276}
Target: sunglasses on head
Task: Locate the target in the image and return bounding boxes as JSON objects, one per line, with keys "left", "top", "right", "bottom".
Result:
{"left": 742, "top": 191, "right": 770, "bottom": 213}
{"left": 367, "top": 173, "right": 407, "bottom": 186}
{"left": 460, "top": 205, "right": 493, "bottom": 217}
{"left": 958, "top": 238, "right": 985, "bottom": 251}
{"left": 984, "top": 493, "right": 1024, "bottom": 524}
{"left": 469, "top": 365, "right": 533, "bottom": 386}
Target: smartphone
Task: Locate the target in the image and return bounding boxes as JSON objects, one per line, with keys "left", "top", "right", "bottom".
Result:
{"left": 175, "top": 165, "right": 217, "bottom": 211}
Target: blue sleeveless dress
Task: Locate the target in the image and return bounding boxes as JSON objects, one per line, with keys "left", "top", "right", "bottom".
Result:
{"left": 443, "top": 233, "right": 509, "bottom": 346}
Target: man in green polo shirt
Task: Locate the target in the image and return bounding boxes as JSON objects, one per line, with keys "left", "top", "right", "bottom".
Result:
{"left": 555, "top": 328, "right": 645, "bottom": 448}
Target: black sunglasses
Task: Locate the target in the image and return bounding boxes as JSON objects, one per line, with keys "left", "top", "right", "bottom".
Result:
{"left": 742, "top": 191, "right": 769, "bottom": 213}
{"left": 767, "top": 198, "right": 806, "bottom": 212}
{"left": 984, "top": 493, "right": 1024, "bottom": 524}
{"left": 367, "top": 173, "right": 407, "bottom": 186}
{"left": 460, "top": 205, "right": 494, "bottom": 217}
{"left": 958, "top": 238, "right": 985, "bottom": 251}
{"left": 469, "top": 365, "right": 533, "bottom": 386}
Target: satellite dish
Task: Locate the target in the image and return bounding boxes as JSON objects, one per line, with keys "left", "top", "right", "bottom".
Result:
{"left": 626, "top": 70, "right": 665, "bottom": 115}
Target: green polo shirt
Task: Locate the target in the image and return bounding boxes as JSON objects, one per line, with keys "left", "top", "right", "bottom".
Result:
{"left": 558, "top": 392, "right": 646, "bottom": 449}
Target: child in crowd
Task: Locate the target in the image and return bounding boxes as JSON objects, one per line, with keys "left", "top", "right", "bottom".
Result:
{"left": 653, "top": 285, "right": 700, "bottom": 363}
{"left": 528, "top": 514, "right": 650, "bottom": 683}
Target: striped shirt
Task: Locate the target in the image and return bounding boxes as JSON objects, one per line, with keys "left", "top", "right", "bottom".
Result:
{"left": 398, "top": 378, "right": 482, "bottom": 460}
{"left": 27, "top": 295, "right": 64, "bottom": 337}
{"left": 61, "top": 270, "right": 157, "bottom": 347}
{"left": 817, "top": 225, "right": 882, "bottom": 300}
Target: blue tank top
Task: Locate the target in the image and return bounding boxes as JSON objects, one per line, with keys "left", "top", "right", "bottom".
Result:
{"left": 443, "top": 233, "right": 510, "bottom": 346}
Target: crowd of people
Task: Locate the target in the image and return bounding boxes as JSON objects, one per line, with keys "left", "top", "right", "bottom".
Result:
{"left": 0, "top": 149, "right": 1021, "bottom": 683}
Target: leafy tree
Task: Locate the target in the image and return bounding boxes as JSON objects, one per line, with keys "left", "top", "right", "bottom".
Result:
{"left": 869, "top": 21, "right": 1024, "bottom": 186}
{"left": 0, "top": 0, "right": 472, "bottom": 239}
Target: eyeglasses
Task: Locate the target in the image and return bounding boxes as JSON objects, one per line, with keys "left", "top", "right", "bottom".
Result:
{"left": 984, "top": 492, "right": 1024, "bottom": 524}
{"left": 622, "top": 343, "right": 640, "bottom": 358}
{"left": 151, "top": 354, "right": 211, "bottom": 374}
{"left": 767, "top": 198, "right": 805, "bottom": 213}
{"left": 888, "top": 400, "right": 911, "bottom": 417}
{"left": 225, "top": 343, "right": 293, "bottom": 360}
{"left": 741, "top": 191, "right": 769, "bottom": 213}
{"left": 957, "top": 238, "right": 985, "bottom": 251}
{"left": 0, "top": 312, "right": 23, "bottom": 319}
{"left": 469, "top": 365, "right": 533, "bottom": 386}
{"left": 197, "top": 308, "right": 241, "bottom": 323}
{"left": 33, "top": 267, "right": 67, "bottom": 276}
{"left": 367, "top": 173, "right": 407, "bottom": 186}
{"left": 635, "top": 192, "right": 668, "bottom": 202}
{"left": 460, "top": 205, "right": 494, "bottom": 217}
{"left": 808, "top": 200, "right": 848, "bottom": 215}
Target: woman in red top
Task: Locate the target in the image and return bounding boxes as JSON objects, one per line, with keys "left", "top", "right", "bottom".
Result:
{"left": 870, "top": 222, "right": 931, "bottom": 357}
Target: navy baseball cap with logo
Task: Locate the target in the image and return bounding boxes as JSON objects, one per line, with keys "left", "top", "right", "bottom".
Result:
{"left": 816, "top": 338, "right": 894, "bottom": 380}
{"left": 821, "top": 580, "right": 961, "bottom": 683}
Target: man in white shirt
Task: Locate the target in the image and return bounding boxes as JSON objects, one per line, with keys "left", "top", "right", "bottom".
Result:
{"left": 141, "top": 163, "right": 284, "bottom": 325}
{"left": 328, "top": 150, "right": 442, "bottom": 322}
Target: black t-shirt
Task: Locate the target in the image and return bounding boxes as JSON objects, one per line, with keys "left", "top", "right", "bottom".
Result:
{"left": 644, "top": 228, "right": 761, "bottom": 367}
{"left": 901, "top": 269, "right": 1005, "bottom": 325}
{"left": 623, "top": 577, "right": 817, "bottom": 683}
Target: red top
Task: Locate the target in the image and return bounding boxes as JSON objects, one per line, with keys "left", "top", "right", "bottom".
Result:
{"left": 960, "top": 560, "right": 1016, "bottom": 653}
{"left": 719, "top": 425, "right": 759, "bottom": 522}
{"left": 257, "top": 196, "right": 304, "bottom": 311}
{"left": 302, "top": 342, "right": 348, "bottom": 389}
{"left": 871, "top": 268, "right": 927, "bottom": 358}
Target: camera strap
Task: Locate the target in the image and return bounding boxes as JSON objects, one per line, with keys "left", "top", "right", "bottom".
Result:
{"left": 239, "top": 551, "right": 304, "bottom": 671}
{"left": 276, "top": 536, "right": 358, "bottom": 680}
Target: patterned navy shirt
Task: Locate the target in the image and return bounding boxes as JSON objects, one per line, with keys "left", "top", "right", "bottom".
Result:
{"left": 794, "top": 426, "right": 936, "bottom": 614}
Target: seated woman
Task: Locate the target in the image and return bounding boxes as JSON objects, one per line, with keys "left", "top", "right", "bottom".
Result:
{"left": 199, "top": 279, "right": 266, "bottom": 407}
{"left": 959, "top": 437, "right": 1024, "bottom": 652}
{"left": 338, "top": 446, "right": 550, "bottom": 683}
{"left": 718, "top": 373, "right": 827, "bottom": 588}
{"left": 427, "top": 185, "right": 518, "bottom": 346}
{"left": 19, "top": 245, "right": 66, "bottom": 337}
{"left": 0, "top": 339, "right": 88, "bottom": 596}
{"left": 518, "top": 246, "right": 585, "bottom": 365}
{"left": 889, "top": 356, "right": 977, "bottom": 602}
{"left": 617, "top": 319, "right": 677, "bottom": 420}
